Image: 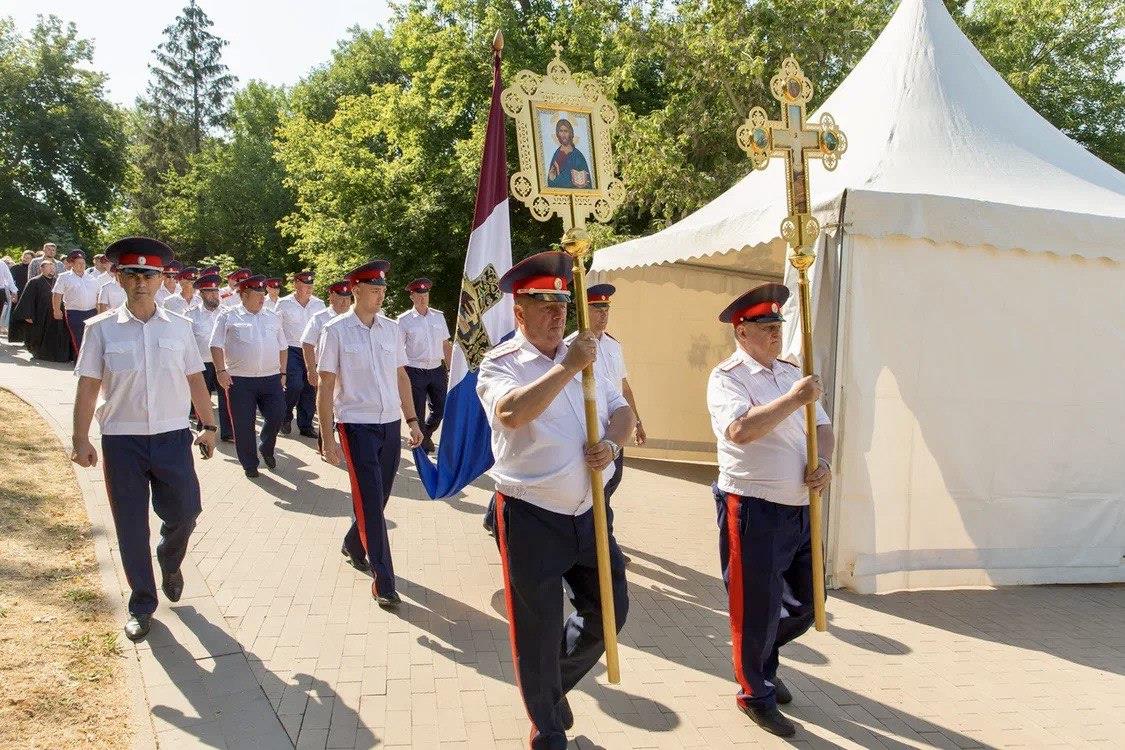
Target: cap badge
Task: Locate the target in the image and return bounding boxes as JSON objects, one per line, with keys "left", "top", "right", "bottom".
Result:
{"left": 771, "top": 303, "right": 779, "bottom": 313}
{"left": 137, "top": 256, "right": 146, "bottom": 265}
{"left": 554, "top": 277, "right": 562, "bottom": 290}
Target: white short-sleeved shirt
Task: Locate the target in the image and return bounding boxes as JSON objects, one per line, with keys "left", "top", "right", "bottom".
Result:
{"left": 161, "top": 292, "right": 198, "bottom": 316}
{"left": 75, "top": 306, "right": 204, "bottom": 435}
{"left": 477, "top": 333, "right": 629, "bottom": 516}
{"left": 707, "top": 349, "right": 831, "bottom": 506}
{"left": 185, "top": 303, "right": 223, "bottom": 363}
{"left": 97, "top": 279, "right": 126, "bottom": 310}
{"left": 219, "top": 287, "right": 240, "bottom": 309}
{"left": 52, "top": 269, "right": 100, "bottom": 311}
{"left": 276, "top": 294, "right": 326, "bottom": 348}
{"left": 301, "top": 306, "right": 343, "bottom": 350}
{"left": 209, "top": 306, "right": 286, "bottom": 377}
{"left": 317, "top": 311, "right": 407, "bottom": 423}
{"left": 155, "top": 284, "right": 178, "bottom": 304}
{"left": 563, "top": 330, "right": 627, "bottom": 397}
{"left": 395, "top": 308, "right": 450, "bottom": 369}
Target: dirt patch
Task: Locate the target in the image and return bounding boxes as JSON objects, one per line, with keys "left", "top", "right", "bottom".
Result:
{"left": 0, "top": 389, "right": 130, "bottom": 749}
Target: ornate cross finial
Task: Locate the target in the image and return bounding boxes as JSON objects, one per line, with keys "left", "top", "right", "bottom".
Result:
{"left": 551, "top": 41, "right": 564, "bottom": 58}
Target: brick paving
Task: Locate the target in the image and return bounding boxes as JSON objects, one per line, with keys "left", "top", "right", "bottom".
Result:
{"left": 3, "top": 341, "right": 1123, "bottom": 749}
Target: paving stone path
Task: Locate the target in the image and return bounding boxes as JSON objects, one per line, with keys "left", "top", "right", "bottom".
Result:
{"left": 3, "top": 342, "right": 1122, "bottom": 749}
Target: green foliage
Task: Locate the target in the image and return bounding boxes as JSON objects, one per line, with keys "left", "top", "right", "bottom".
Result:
{"left": 0, "top": 16, "right": 127, "bottom": 249}
{"left": 157, "top": 82, "right": 297, "bottom": 270}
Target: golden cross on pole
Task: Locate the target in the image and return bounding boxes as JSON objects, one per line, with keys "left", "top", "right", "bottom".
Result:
{"left": 736, "top": 56, "right": 847, "bottom": 633}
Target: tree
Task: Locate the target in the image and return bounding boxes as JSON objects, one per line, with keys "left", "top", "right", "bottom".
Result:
{"left": 0, "top": 16, "right": 127, "bottom": 249}
{"left": 157, "top": 82, "right": 297, "bottom": 271}
{"left": 146, "top": 0, "right": 236, "bottom": 152}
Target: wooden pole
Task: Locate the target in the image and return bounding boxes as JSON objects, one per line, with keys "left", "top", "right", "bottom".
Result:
{"left": 791, "top": 253, "right": 827, "bottom": 632}
{"left": 563, "top": 226, "right": 621, "bottom": 683}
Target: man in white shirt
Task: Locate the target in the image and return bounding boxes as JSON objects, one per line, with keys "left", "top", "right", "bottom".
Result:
{"left": 185, "top": 273, "right": 233, "bottom": 441}
{"left": 562, "top": 283, "right": 646, "bottom": 505}
{"left": 71, "top": 237, "right": 217, "bottom": 642}
{"left": 51, "top": 249, "right": 101, "bottom": 352}
{"left": 476, "top": 252, "right": 634, "bottom": 749}
{"left": 396, "top": 278, "right": 452, "bottom": 454}
{"left": 264, "top": 277, "right": 281, "bottom": 311}
{"left": 89, "top": 253, "right": 111, "bottom": 281}
{"left": 318, "top": 261, "right": 422, "bottom": 608}
{"left": 96, "top": 265, "right": 126, "bottom": 313}
{"left": 300, "top": 279, "right": 352, "bottom": 387}
{"left": 161, "top": 267, "right": 200, "bottom": 315}
{"left": 155, "top": 260, "right": 182, "bottom": 305}
{"left": 219, "top": 267, "right": 250, "bottom": 309}
{"left": 706, "top": 283, "right": 833, "bottom": 738}
{"left": 210, "top": 275, "right": 287, "bottom": 478}
{"left": 275, "top": 270, "right": 326, "bottom": 438}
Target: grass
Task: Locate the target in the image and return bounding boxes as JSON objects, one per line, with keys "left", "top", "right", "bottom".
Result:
{"left": 0, "top": 388, "right": 130, "bottom": 749}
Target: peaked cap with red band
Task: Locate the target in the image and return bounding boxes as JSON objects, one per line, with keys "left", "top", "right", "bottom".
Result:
{"left": 347, "top": 260, "right": 390, "bottom": 286}
{"left": 406, "top": 278, "right": 433, "bottom": 293}
{"left": 227, "top": 267, "right": 252, "bottom": 283}
{"left": 328, "top": 280, "right": 353, "bottom": 296}
{"left": 718, "top": 282, "right": 789, "bottom": 325}
{"left": 178, "top": 267, "right": 199, "bottom": 282}
{"left": 498, "top": 251, "right": 572, "bottom": 301}
{"left": 104, "top": 237, "right": 174, "bottom": 271}
{"left": 65, "top": 249, "right": 86, "bottom": 261}
{"left": 586, "top": 283, "right": 615, "bottom": 305}
{"left": 237, "top": 274, "right": 268, "bottom": 292}
{"left": 194, "top": 273, "right": 222, "bottom": 290}
{"left": 265, "top": 277, "right": 282, "bottom": 289}
{"left": 164, "top": 259, "right": 183, "bottom": 274}
{"left": 293, "top": 270, "right": 314, "bottom": 284}
{"left": 200, "top": 265, "right": 220, "bottom": 276}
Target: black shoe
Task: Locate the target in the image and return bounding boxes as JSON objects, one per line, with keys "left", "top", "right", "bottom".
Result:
{"left": 261, "top": 452, "right": 276, "bottom": 470}
{"left": 774, "top": 677, "right": 792, "bottom": 705}
{"left": 374, "top": 587, "right": 401, "bottom": 609}
{"left": 420, "top": 436, "right": 435, "bottom": 454}
{"left": 280, "top": 420, "right": 292, "bottom": 435}
{"left": 221, "top": 435, "right": 234, "bottom": 443}
{"left": 341, "top": 544, "right": 370, "bottom": 572}
{"left": 557, "top": 695, "right": 574, "bottom": 731}
{"left": 124, "top": 614, "right": 151, "bottom": 642}
{"left": 245, "top": 468, "right": 260, "bottom": 478}
{"left": 161, "top": 569, "right": 184, "bottom": 602}
{"left": 738, "top": 704, "right": 796, "bottom": 737}
{"left": 299, "top": 428, "right": 320, "bottom": 439}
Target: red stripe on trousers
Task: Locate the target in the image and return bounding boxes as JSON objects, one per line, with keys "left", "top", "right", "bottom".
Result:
{"left": 494, "top": 493, "right": 539, "bottom": 740}
{"left": 726, "top": 492, "right": 755, "bottom": 703}
{"left": 223, "top": 381, "right": 238, "bottom": 447}
{"left": 337, "top": 424, "right": 378, "bottom": 593}
{"left": 63, "top": 313, "right": 79, "bottom": 356}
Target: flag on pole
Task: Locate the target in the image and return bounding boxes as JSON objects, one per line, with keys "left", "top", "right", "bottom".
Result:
{"left": 415, "top": 38, "right": 514, "bottom": 499}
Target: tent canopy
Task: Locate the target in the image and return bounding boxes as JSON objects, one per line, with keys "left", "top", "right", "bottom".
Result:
{"left": 593, "top": 0, "right": 1125, "bottom": 273}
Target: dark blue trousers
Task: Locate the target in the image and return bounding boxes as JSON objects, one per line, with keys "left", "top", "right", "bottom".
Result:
{"left": 714, "top": 484, "right": 815, "bottom": 710}
{"left": 404, "top": 365, "right": 447, "bottom": 438}
{"left": 283, "top": 347, "right": 316, "bottom": 430}
{"left": 201, "top": 362, "right": 233, "bottom": 440}
{"left": 227, "top": 374, "right": 285, "bottom": 471}
{"left": 65, "top": 308, "right": 95, "bottom": 356}
{"left": 338, "top": 421, "right": 401, "bottom": 595}
{"left": 494, "top": 494, "right": 629, "bottom": 750}
{"left": 102, "top": 430, "right": 201, "bottom": 616}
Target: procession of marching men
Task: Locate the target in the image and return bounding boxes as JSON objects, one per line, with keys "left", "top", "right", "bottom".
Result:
{"left": 14, "top": 234, "right": 836, "bottom": 746}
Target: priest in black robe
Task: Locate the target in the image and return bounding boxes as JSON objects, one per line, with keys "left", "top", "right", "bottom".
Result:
{"left": 7, "top": 252, "right": 32, "bottom": 344}
{"left": 12, "top": 260, "right": 72, "bottom": 362}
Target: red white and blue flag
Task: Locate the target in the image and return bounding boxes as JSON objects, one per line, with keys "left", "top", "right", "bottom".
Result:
{"left": 415, "top": 42, "right": 514, "bottom": 498}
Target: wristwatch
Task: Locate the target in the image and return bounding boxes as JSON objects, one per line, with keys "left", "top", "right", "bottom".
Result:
{"left": 201, "top": 424, "right": 217, "bottom": 432}
{"left": 604, "top": 439, "right": 621, "bottom": 458}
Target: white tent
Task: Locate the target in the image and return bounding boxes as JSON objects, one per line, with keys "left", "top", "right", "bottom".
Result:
{"left": 590, "top": 0, "right": 1125, "bottom": 593}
